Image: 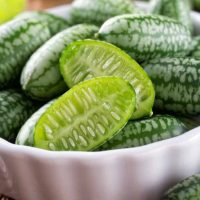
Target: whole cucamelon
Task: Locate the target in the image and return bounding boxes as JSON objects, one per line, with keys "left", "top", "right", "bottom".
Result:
{"left": 98, "top": 14, "right": 192, "bottom": 63}
{"left": 69, "top": 0, "right": 134, "bottom": 26}
{"left": 143, "top": 57, "right": 200, "bottom": 115}
{"left": 189, "top": 36, "right": 200, "bottom": 59}
{"left": 163, "top": 174, "right": 200, "bottom": 200}
{"left": 16, "top": 100, "right": 54, "bottom": 147}
{"left": 34, "top": 77, "right": 136, "bottom": 151}
{"left": 15, "top": 11, "right": 69, "bottom": 35}
{"left": 21, "top": 24, "right": 99, "bottom": 101}
{"left": 0, "top": 18, "right": 51, "bottom": 89}
{"left": 60, "top": 39, "right": 155, "bottom": 119}
{"left": 99, "top": 115, "right": 187, "bottom": 150}
{"left": 151, "top": 0, "right": 193, "bottom": 32}
{"left": 0, "top": 90, "right": 38, "bottom": 141}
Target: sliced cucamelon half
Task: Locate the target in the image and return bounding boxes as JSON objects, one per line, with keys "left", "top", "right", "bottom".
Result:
{"left": 60, "top": 39, "right": 155, "bottom": 119}
{"left": 34, "top": 77, "right": 136, "bottom": 151}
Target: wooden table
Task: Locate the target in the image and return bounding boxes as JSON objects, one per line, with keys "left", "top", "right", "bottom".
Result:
{"left": 27, "top": 0, "right": 73, "bottom": 10}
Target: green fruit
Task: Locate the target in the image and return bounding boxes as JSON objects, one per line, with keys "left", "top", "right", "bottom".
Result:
{"left": 151, "top": 0, "right": 192, "bottom": 32}
{"left": 21, "top": 24, "right": 99, "bottom": 101}
{"left": 60, "top": 39, "right": 155, "bottom": 119}
{"left": 0, "top": 0, "right": 25, "bottom": 24}
{"left": 98, "top": 14, "right": 192, "bottom": 63}
{"left": 163, "top": 174, "right": 200, "bottom": 200}
{"left": 0, "top": 89, "right": 38, "bottom": 141}
{"left": 99, "top": 115, "right": 187, "bottom": 150}
{"left": 0, "top": 18, "right": 51, "bottom": 89}
{"left": 15, "top": 11, "right": 69, "bottom": 35}
{"left": 16, "top": 100, "right": 54, "bottom": 147}
{"left": 69, "top": 0, "right": 134, "bottom": 26}
{"left": 34, "top": 77, "right": 136, "bottom": 151}
{"left": 143, "top": 57, "right": 200, "bottom": 115}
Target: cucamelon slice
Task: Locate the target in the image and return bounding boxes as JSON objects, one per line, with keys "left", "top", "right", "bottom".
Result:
{"left": 60, "top": 39, "right": 155, "bottom": 119}
{"left": 34, "top": 77, "right": 136, "bottom": 151}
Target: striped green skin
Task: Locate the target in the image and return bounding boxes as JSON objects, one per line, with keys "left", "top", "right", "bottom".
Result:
{"left": 0, "top": 18, "right": 51, "bottom": 89}
{"left": 99, "top": 115, "right": 187, "bottom": 150}
{"left": 163, "top": 174, "right": 200, "bottom": 200}
{"left": 69, "top": 0, "right": 134, "bottom": 26}
{"left": 0, "top": 90, "right": 38, "bottom": 141}
{"left": 143, "top": 57, "right": 200, "bottom": 115}
{"left": 98, "top": 14, "right": 192, "bottom": 63}
{"left": 15, "top": 11, "right": 69, "bottom": 35}
{"left": 189, "top": 36, "right": 200, "bottom": 59}
{"left": 60, "top": 39, "right": 155, "bottom": 120}
{"left": 20, "top": 24, "right": 98, "bottom": 101}
{"left": 16, "top": 100, "right": 54, "bottom": 147}
{"left": 34, "top": 77, "right": 136, "bottom": 151}
{"left": 151, "top": 0, "right": 193, "bottom": 32}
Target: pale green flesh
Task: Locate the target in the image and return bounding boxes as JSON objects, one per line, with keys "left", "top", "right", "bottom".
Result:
{"left": 34, "top": 77, "right": 135, "bottom": 151}
{"left": 60, "top": 39, "right": 155, "bottom": 119}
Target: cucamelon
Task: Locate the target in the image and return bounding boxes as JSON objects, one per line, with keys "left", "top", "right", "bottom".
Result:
{"left": 60, "top": 39, "right": 155, "bottom": 119}
{"left": 0, "top": 89, "right": 38, "bottom": 141}
{"left": 143, "top": 57, "right": 200, "bottom": 115}
{"left": 0, "top": 18, "right": 51, "bottom": 89}
{"left": 15, "top": 11, "right": 69, "bottom": 35}
{"left": 16, "top": 100, "right": 54, "bottom": 146}
{"left": 151, "top": 0, "right": 193, "bottom": 32}
{"left": 21, "top": 24, "right": 99, "bottom": 101}
{"left": 98, "top": 14, "right": 192, "bottom": 63}
{"left": 163, "top": 174, "right": 200, "bottom": 200}
{"left": 34, "top": 77, "right": 136, "bottom": 151}
{"left": 99, "top": 115, "right": 187, "bottom": 150}
{"left": 69, "top": 0, "right": 134, "bottom": 26}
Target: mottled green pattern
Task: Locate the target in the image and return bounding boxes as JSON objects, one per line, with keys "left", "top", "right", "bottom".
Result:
{"left": 16, "top": 11, "right": 69, "bottom": 35}
{"left": 0, "top": 90, "right": 38, "bottom": 141}
{"left": 151, "top": 0, "right": 192, "bottom": 32}
{"left": 99, "top": 115, "right": 187, "bottom": 150}
{"left": 0, "top": 18, "right": 51, "bottom": 89}
{"left": 143, "top": 57, "right": 200, "bottom": 115}
{"left": 21, "top": 24, "right": 98, "bottom": 101}
{"left": 163, "top": 174, "right": 200, "bottom": 200}
{"left": 60, "top": 39, "right": 155, "bottom": 119}
{"left": 69, "top": 0, "right": 134, "bottom": 25}
{"left": 189, "top": 36, "right": 200, "bottom": 59}
{"left": 98, "top": 14, "right": 192, "bottom": 63}
{"left": 34, "top": 77, "right": 135, "bottom": 151}
{"left": 16, "top": 100, "right": 54, "bottom": 147}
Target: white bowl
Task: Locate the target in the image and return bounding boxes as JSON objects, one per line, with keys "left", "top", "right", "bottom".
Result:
{"left": 1, "top": 2, "right": 200, "bottom": 200}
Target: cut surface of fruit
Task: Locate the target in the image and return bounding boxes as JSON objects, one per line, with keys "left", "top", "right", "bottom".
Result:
{"left": 60, "top": 39, "right": 155, "bottom": 119}
{"left": 34, "top": 77, "right": 135, "bottom": 151}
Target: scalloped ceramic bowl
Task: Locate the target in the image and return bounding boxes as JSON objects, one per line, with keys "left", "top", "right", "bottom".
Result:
{"left": 1, "top": 2, "right": 200, "bottom": 200}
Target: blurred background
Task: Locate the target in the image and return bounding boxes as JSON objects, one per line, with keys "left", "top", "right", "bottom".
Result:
{"left": 27, "top": 0, "right": 72, "bottom": 10}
